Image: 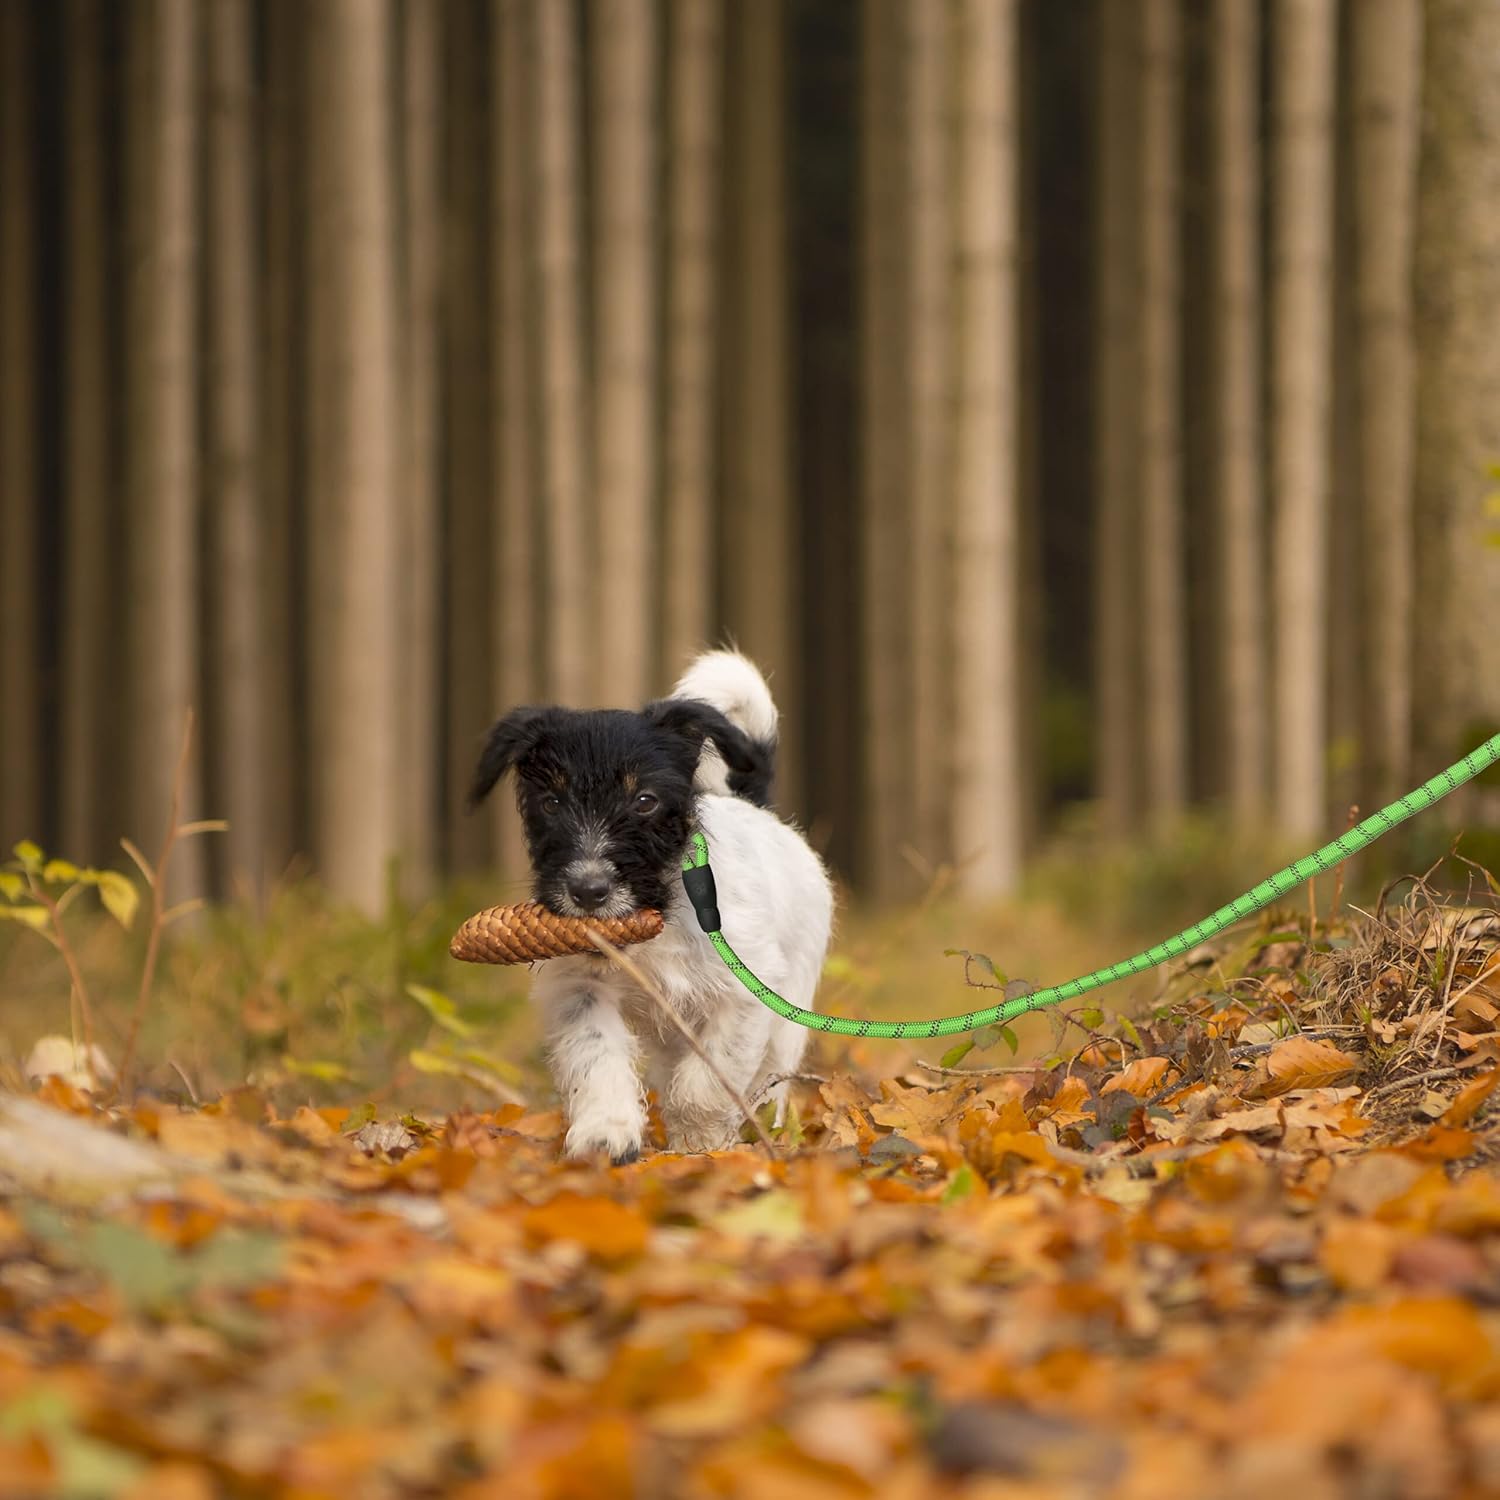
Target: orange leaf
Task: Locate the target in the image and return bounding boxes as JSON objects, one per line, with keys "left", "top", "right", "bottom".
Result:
{"left": 523, "top": 1193, "right": 649, "bottom": 1262}
{"left": 1242, "top": 1037, "right": 1360, "bottom": 1099}
{"left": 1101, "top": 1056, "right": 1174, "bottom": 1096}
{"left": 1442, "top": 1066, "right": 1500, "bottom": 1127}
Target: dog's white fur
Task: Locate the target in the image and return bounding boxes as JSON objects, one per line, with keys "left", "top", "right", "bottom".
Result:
{"left": 533, "top": 651, "right": 833, "bottom": 1159}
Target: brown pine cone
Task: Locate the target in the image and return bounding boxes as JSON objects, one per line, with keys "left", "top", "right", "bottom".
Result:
{"left": 449, "top": 901, "right": 665, "bottom": 965}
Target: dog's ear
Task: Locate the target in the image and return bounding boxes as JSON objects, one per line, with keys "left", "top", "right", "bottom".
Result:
{"left": 643, "top": 698, "right": 771, "bottom": 803}
{"left": 468, "top": 707, "right": 547, "bottom": 811}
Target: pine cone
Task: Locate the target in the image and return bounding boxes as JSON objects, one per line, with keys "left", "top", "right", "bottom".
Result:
{"left": 449, "top": 901, "right": 665, "bottom": 965}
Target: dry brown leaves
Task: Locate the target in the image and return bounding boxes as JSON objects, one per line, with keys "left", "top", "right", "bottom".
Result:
{"left": 3, "top": 913, "right": 1500, "bottom": 1499}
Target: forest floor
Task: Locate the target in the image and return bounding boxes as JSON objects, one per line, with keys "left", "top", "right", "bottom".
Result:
{"left": 1, "top": 866, "right": 1499, "bottom": 1499}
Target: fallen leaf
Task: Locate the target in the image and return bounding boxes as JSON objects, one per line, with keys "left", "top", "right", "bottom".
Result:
{"left": 1242, "top": 1037, "right": 1361, "bottom": 1099}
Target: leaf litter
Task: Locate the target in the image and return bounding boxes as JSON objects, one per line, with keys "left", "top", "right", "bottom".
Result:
{"left": 1, "top": 883, "right": 1499, "bottom": 1497}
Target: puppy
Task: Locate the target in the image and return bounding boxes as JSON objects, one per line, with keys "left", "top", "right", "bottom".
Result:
{"left": 468, "top": 651, "right": 834, "bottom": 1162}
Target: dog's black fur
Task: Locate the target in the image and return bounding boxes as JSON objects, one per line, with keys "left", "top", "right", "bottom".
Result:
{"left": 468, "top": 698, "right": 774, "bottom": 916}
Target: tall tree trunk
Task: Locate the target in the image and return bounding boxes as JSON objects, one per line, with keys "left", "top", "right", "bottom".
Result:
{"left": 260, "top": 0, "right": 306, "bottom": 879}
{"left": 1414, "top": 0, "right": 1500, "bottom": 807}
{"left": 1, "top": 0, "right": 40, "bottom": 849}
{"left": 1094, "top": 1, "right": 1142, "bottom": 834}
{"left": 443, "top": 4, "right": 493, "bottom": 874}
{"left": 722, "top": 0, "right": 797, "bottom": 809}
{"left": 908, "top": 0, "right": 952, "bottom": 876}
{"left": 661, "top": 0, "right": 722, "bottom": 679}
{"left": 948, "top": 0, "right": 1021, "bottom": 895}
{"left": 398, "top": 0, "right": 441, "bottom": 894}
{"left": 860, "top": 0, "right": 914, "bottom": 900}
{"left": 1270, "top": 0, "right": 1337, "bottom": 837}
{"left": 492, "top": 0, "right": 537, "bottom": 877}
{"left": 533, "top": 0, "right": 595, "bottom": 706}
{"left": 1212, "top": 0, "right": 1267, "bottom": 822}
{"left": 60, "top": 0, "right": 116, "bottom": 863}
{"left": 126, "top": 0, "right": 203, "bottom": 898}
{"left": 206, "top": 0, "right": 265, "bottom": 898}
{"left": 1353, "top": 0, "right": 1421, "bottom": 801}
{"left": 1139, "top": 0, "right": 1187, "bottom": 819}
{"left": 593, "top": 0, "right": 658, "bottom": 707}
{"left": 307, "top": 0, "right": 401, "bottom": 912}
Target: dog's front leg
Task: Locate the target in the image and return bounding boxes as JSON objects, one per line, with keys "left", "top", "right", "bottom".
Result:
{"left": 545, "top": 991, "right": 646, "bottom": 1164}
{"left": 664, "top": 1003, "right": 769, "bottom": 1153}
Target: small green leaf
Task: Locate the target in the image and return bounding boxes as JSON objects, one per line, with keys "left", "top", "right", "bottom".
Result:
{"left": 1118, "top": 1015, "right": 1143, "bottom": 1050}
{"left": 0, "top": 903, "right": 50, "bottom": 930}
{"left": 41, "top": 858, "right": 79, "bottom": 884}
{"left": 406, "top": 983, "right": 475, "bottom": 1039}
{"left": 12, "top": 840, "right": 42, "bottom": 872}
{"left": 939, "top": 1040, "right": 975, "bottom": 1069}
{"left": 997, "top": 1025, "right": 1020, "bottom": 1056}
{"left": 1079, "top": 1007, "right": 1104, "bottom": 1030}
{"left": 408, "top": 1047, "right": 466, "bottom": 1078}
{"left": 282, "top": 1056, "right": 354, "bottom": 1082}
{"left": 0, "top": 871, "right": 23, "bottom": 901}
{"left": 941, "top": 1163, "right": 977, "bottom": 1204}
{"left": 95, "top": 870, "right": 139, "bottom": 930}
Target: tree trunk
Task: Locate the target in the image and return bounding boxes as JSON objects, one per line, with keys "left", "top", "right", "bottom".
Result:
{"left": 396, "top": 0, "right": 440, "bottom": 894}
{"left": 1094, "top": 1, "right": 1142, "bottom": 834}
{"left": 909, "top": 0, "right": 951, "bottom": 877}
{"left": 593, "top": 0, "right": 658, "bottom": 707}
{"left": 1414, "top": 0, "right": 1500, "bottom": 807}
{"left": 1270, "top": 0, "right": 1337, "bottom": 837}
{"left": 1, "top": 0, "right": 40, "bottom": 850}
{"left": 533, "top": 0, "right": 595, "bottom": 707}
{"left": 860, "top": 0, "right": 913, "bottom": 900}
{"left": 722, "top": 0, "right": 797, "bottom": 809}
{"left": 443, "top": 4, "right": 493, "bottom": 874}
{"left": 1353, "top": 0, "right": 1421, "bottom": 801}
{"left": 259, "top": 0, "right": 306, "bottom": 880}
{"left": 306, "top": 0, "right": 401, "bottom": 912}
{"left": 1139, "top": 0, "right": 1187, "bottom": 820}
{"left": 1212, "top": 0, "right": 1267, "bottom": 823}
{"left": 205, "top": 0, "right": 265, "bottom": 898}
{"left": 125, "top": 0, "right": 203, "bottom": 898}
{"left": 661, "top": 0, "right": 722, "bottom": 679}
{"left": 948, "top": 0, "right": 1022, "bottom": 895}
{"left": 492, "top": 0, "right": 537, "bottom": 877}
{"left": 60, "top": 0, "right": 116, "bottom": 862}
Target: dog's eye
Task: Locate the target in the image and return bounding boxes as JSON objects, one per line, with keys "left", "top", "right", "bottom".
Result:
{"left": 540, "top": 793, "right": 562, "bottom": 816}
{"left": 632, "top": 791, "right": 659, "bottom": 815}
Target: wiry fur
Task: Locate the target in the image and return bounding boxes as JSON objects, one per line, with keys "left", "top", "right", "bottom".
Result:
{"left": 469, "top": 651, "right": 833, "bottom": 1162}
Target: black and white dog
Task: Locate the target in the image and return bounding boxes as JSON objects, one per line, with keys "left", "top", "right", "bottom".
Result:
{"left": 468, "top": 651, "right": 834, "bottom": 1162}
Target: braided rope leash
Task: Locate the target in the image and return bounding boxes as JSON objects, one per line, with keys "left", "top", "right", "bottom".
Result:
{"left": 681, "top": 734, "right": 1500, "bottom": 1041}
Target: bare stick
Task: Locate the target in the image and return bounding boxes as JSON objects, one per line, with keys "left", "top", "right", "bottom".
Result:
{"left": 915, "top": 1059, "right": 1043, "bottom": 1079}
{"left": 24, "top": 878, "right": 96, "bottom": 1057}
{"left": 118, "top": 711, "right": 195, "bottom": 1098}
{"left": 585, "top": 925, "right": 775, "bottom": 1156}
{"left": 1332, "top": 804, "right": 1358, "bottom": 913}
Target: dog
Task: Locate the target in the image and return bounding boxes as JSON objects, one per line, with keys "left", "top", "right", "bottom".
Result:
{"left": 468, "top": 650, "right": 834, "bottom": 1162}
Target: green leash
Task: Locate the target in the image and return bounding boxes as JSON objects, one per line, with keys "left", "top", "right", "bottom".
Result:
{"left": 680, "top": 734, "right": 1500, "bottom": 1040}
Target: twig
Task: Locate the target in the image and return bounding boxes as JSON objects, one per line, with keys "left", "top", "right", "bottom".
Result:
{"left": 1332, "top": 804, "right": 1359, "bottom": 913}
{"left": 24, "top": 878, "right": 96, "bottom": 1057}
{"left": 1362, "top": 1064, "right": 1463, "bottom": 1107}
{"left": 915, "top": 1059, "right": 1043, "bottom": 1079}
{"left": 118, "top": 712, "right": 194, "bottom": 1099}
{"left": 585, "top": 926, "right": 775, "bottom": 1156}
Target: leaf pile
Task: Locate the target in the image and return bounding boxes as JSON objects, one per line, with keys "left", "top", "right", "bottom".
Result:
{"left": 2, "top": 908, "right": 1500, "bottom": 1499}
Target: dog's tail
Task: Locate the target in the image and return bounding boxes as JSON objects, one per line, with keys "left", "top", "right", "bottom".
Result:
{"left": 668, "top": 649, "right": 778, "bottom": 805}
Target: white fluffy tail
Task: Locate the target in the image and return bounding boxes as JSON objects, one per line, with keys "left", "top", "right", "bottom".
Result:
{"left": 669, "top": 649, "right": 778, "bottom": 799}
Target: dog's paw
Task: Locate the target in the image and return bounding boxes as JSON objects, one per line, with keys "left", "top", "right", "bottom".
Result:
{"left": 664, "top": 1115, "right": 740, "bottom": 1155}
{"left": 563, "top": 1116, "right": 644, "bottom": 1165}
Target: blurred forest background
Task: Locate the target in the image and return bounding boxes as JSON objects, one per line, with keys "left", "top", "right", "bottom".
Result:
{"left": 1, "top": 0, "right": 1498, "bottom": 919}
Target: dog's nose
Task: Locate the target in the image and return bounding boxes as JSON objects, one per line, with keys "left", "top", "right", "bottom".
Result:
{"left": 566, "top": 873, "right": 611, "bottom": 910}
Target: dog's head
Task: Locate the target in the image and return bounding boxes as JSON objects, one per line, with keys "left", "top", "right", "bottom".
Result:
{"left": 467, "top": 699, "right": 765, "bottom": 917}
